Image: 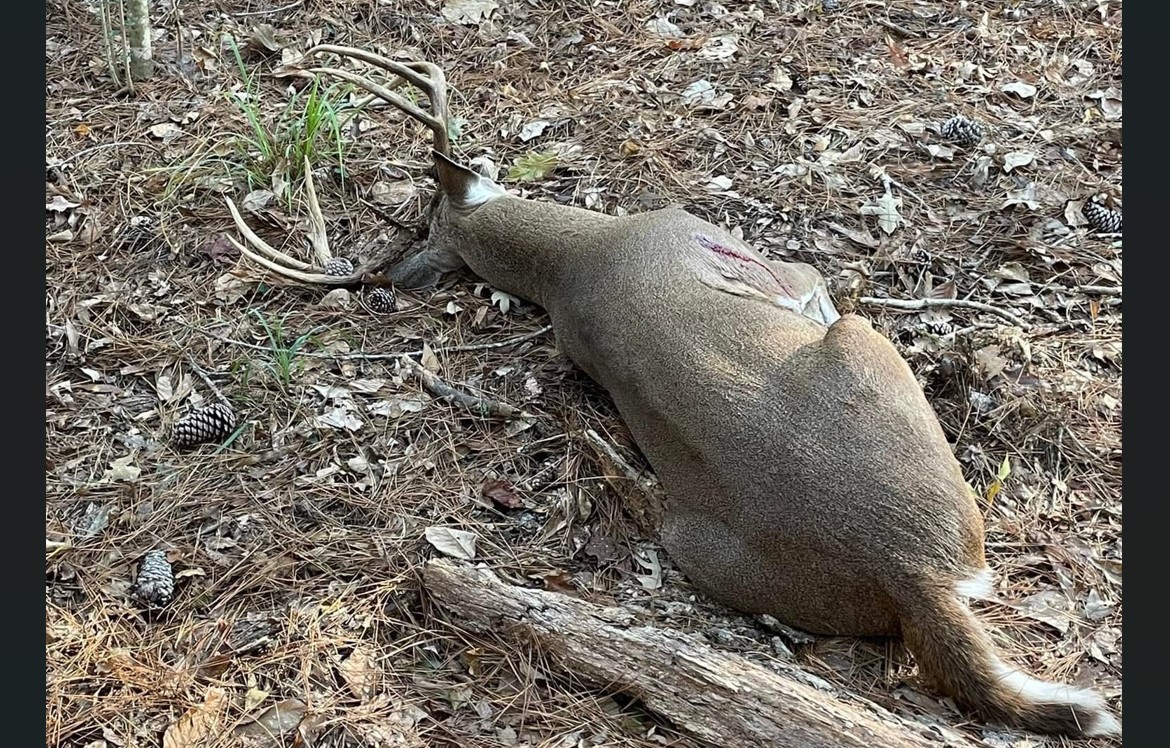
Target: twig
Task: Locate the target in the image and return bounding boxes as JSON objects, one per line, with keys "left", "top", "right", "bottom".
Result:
{"left": 97, "top": 0, "right": 123, "bottom": 88}
{"left": 234, "top": 426, "right": 315, "bottom": 466}
{"left": 184, "top": 355, "right": 232, "bottom": 406}
{"left": 441, "top": 325, "right": 554, "bottom": 352}
{"left": 939, "top": 321, "right": 1002, "bottom": 341}
{"left": 1075, "top": 285, "right": 1122, "bottom": 296}
{"left": 359, "top": 197, "right": 426, "bottom": 238}
{"left": 583, "top": 429, "right": 657, "bottom": 492}
{"left": 859, "top": 296, "right": 1030, "bottom": 328}
{"left": 882, "top": 174, "right": 930, "bottom": 210}
{"left": 53, "top": 141, "right": 158, "bottom": 167}
{"left": 185, "top": 323, "right": 552, "bottom": 360}
{"left": 399, "top": 356, "right": 534, "bottom": 421}
{"left": 116, "top": 0, "right": 134, "bottom": 94}
{"left": 582, "top": 428, "right": 663, "bottom": 530}
{"left": 876, "top": 18, "right": 923, "bottom": 39}
{"left": 232, "top": 0, "right": 304, "bottom": 16}
{"left": 1030, "top": 319, "right": 1093, "bottom": 337}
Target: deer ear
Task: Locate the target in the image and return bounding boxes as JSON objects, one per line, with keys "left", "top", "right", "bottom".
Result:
{"left": 432, "top": 150, "right": 504, "bottom": 209}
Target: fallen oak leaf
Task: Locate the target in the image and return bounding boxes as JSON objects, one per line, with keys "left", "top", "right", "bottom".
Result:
{"left": 163, "top": 687, "right": 227, "bottom": 748}
{"left": 425, "top": 527, "right": 477, "bottom": 560}
{"left": 338, "top": 645, "right": 380, "bottom": 702}
{"left": 441, "top": 0, "right": 499, "bottom": 25}
{"left": 1001, "top": 81, "right": 1038, "bottom": 98}
{"left": 148, "top": 122, "right": 185, "bottom": 143}
{"left": 102, "top": 454, "right": 141, "bottom": 483}
{"left": 859, "top": 190, "right": 903, "bottom": 235}
{"left": 482, "top": 478, "right": 524, "bottom": 509}
{"left": 47, "top": 195, "right": 81, "bottom": 213}
{"left": 1002, "top": 150, "right": 1035, "bottom": 173}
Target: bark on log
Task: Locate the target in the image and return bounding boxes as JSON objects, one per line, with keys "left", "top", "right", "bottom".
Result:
{"left": 423, "top": 559, "right": 980, "bottom": 748}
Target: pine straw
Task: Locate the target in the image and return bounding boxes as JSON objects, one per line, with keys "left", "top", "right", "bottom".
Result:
{"left": 47, "top": 1, "right": 1121, "bottom": 746}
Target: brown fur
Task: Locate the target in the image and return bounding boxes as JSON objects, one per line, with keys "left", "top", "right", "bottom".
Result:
{"left": 396, "top": 153, "right": 1119, "bottom": 739}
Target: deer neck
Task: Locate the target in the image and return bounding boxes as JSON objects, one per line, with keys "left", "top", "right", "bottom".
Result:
{"left": 455, "top": 196, "right": 616, "bottom": 307}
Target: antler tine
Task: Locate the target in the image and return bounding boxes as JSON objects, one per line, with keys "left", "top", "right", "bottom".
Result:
{"left": 224, "top": 195, "right": 359, "bottom": 287}
{"left": 305, "top": 44, "right": 451, "bottom": 156}
{"left": 302, "top": 156, "right": 332, "bottom": 266}
{"left": 225, "top": 197, "right": 313, "bottom": 272}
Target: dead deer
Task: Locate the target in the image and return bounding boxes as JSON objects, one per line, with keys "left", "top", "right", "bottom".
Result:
{"left": 227, "top": 45, "right": 1120, "bottom": 739}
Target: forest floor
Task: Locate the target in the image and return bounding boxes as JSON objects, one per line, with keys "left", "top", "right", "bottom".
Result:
{"left": 46, "top": 1, "right": 1122, "bottom": 746}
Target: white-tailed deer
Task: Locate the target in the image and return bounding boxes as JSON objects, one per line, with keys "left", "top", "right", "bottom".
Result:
{"left": 229, "top": 46, "right": 1120, "bottom": 739}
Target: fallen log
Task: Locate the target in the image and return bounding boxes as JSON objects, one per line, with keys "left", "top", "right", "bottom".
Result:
{"left": 422, "top": 559, "right": 980, "bottom": 748}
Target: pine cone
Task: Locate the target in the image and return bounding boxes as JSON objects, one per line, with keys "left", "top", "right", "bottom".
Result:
{"left": 324, "top": 257, "right": 355, "bottom": 277}
{"left": 134, "top": 550, "right": 175, "bottom": 607}
{"left": 366, "top": 287, "right": 396, "bottom": 314}
{"left": 172, "top": 402, "right": 237, "bottom": 447}
{"left": 1083, "top": 199, "right": 1122, "bottom": 234}
{"left": 940, "top": 115, "right": 984, "bottom": 146}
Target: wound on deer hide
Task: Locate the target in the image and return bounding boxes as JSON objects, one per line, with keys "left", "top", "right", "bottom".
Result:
{"left": 693, "top": 234, "right": 796, "bottom": 300}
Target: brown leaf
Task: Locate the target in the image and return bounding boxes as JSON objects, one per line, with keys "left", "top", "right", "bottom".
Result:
{"left": 420, "top": 343, "right": 440, "bottom": 374}
{"left": 741, "top": 94, "right": 772, "bottom": 110}
{"left": 424, "top": 527, "right": 477, "bottom": 560}
{"left": 1009, "top": 590, "right": 1071, "bottom": 634}
{"left": 338, "top": 646, "right": 380, "bottom": 702}
{"left": 148, "top": 122, "right": 185, "bottom": 143}
{"left": 973, "top": 345, "right": 1008, "bottom": 379}
{"left": 47, "top": 195, "right": 80, "bottom": 213}
{"left": 248, "top": 24, "right": 289, "bottom": 53}
{"left": 993, "top": 262, "right": 1031, "bottom": 283}
{"left": 163, "top": 687, "right": 227, "bottom": 748}
{"left": 542, "top": 570, "right": 575, "bottom": 593}
{"left": 481, "top": 478, "right": 524, "bottom": 509}
{"left": 826, "top": 221, "right": 880, "bottom": 249}
{"left": 583, "top": 533, "right": 622, "bottom": 563}
{"left": 196, "top": 234, "right": 239, "bottom": 266}
{"left": 77, "top": 211, "right": 104, "bottom": 245}
{"left": 234, "top": 699, "right": 307, "bottom": 739}
{"left": 928, "top": 280, "right": 957, "bottom": 300}
{"left": 886, "top": 35, "right": 907, "bottom": 68}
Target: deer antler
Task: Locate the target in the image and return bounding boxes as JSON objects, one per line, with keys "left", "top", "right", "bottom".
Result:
{"left": 223, "top": 158, "right": 373, "bottom": 285}
{"left": 304, "top": 44, "right": 451, "bottom": 157}
{"left": 224, "top": 45, "right": 451, "bottom": 286}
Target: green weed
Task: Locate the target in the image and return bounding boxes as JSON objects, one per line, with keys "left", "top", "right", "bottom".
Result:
{"left": 224, "top": 36, "right": 348, "bottom": 194}
{"left": 249, "top": 309, "right": 320, "bottom": 390}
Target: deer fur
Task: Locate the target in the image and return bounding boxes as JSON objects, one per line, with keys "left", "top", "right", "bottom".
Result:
{"left": 389, "top": 152, "right": 1119, "bottom": 739}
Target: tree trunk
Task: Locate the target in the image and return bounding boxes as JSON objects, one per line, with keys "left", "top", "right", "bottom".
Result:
{"left": 125, "top": 0, "right": 153, "bottom": 81}
{"left": 422, "top": 559, "right": 977, "bottom": 748}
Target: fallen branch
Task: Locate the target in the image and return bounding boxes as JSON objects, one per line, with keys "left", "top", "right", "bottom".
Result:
{"left": 399, "top": 356, "right": 534, "bottom": 422}
{"left": 423, "top": 560, "right": 979, "bottom": 748}
{"left": 859, "top": 296, "right": 1029, "bottom": 329}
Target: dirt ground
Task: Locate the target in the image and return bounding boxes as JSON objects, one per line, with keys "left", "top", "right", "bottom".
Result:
{"left": 46, "top": 1, "right": 1122, "bottom": 746}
